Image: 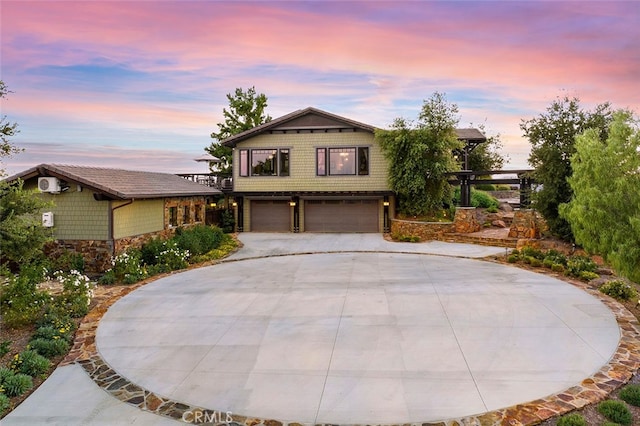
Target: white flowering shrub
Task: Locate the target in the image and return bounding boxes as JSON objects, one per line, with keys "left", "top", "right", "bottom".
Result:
{"left": 100, "top": 249, "right": 147, "bottom": 285}
{"left": 0, "top": 264, "right": 53, "bottom": 327}
{"left": 53, "top": 270, "right": 95, "bottom": 317}
{"left": 156, "top": 240, "right": 189, "bottom": 271}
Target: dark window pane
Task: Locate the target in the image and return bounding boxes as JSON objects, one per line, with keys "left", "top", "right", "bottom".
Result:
{"left": 183, "top": 205, "right": 189, "bottom": 224}
{"left": 251, "top": 149, "right": 277, "bottom": 176}
{"left": 169, "top": 207, "right": 178, "bottom": 227}
{"left": 329, "top": 148, "right": 356, "bottom": 175}
{"left": 358, "top": 147, "right": 369, "bottom": 175}
{"left": 279, "top": 149, "right": 289, "bottom": 176}
{"left": 317, "top": 148, "right": 326, "bottom": 176}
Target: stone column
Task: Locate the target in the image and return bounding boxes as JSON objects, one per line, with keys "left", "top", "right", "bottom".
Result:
{"left": 453, "top": 207, "right": 481, "bottom": 233}
{"left": 508, "top": 209, "right": 541, "bottom": 239}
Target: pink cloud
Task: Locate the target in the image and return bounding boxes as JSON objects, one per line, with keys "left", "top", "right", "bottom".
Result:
{"left": 2, "top": 1, "right": 638, "bottom": 175}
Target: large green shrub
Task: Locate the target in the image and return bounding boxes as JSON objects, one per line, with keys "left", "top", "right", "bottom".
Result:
{"left": 600, "top": 280, "right": 638, "bottom": 302}
{"left": 543, "top": 249, "right": 568, "bottom": 266}
{"left": 10, "top": 349, "right": 51, "bottom": 377}
{"left": 453, "top": 188, "right": 500, "bottom": 209}
{"left": 220, "top": 210, "right": 235, "bottom": 233}
{"left": 556, "top": 413, "right": 587, "bottom": 426}
{"left": 48, "top": 249, "right": 85, "bottom": 274}
{"left": 140, "top": 237, "right": 166, "bottom": 266}
{"left": 619, "top": 384, "right": 640, "bottom": 407}
{"left": 565, "top": 255, "right": 597, "bottom": 278}
{"left": 473, "top": 183, "right": 496, "bottom": 191}
{"left": 0, "top": 268, "right": 52, "bottom": 328}
{"left": 0, "top": 179, "right": 52, "bottom": 269}
{"left": 28, "top": 338, "right": 70, "bottom": 358}
{"left": 173, "top": 225, "right": 224, "bottom": 256}
{"left": 2, "top": 373, "right": 32, "bottom": 397}
{"left": 472, "top": 189, "right": 499, "bottom": 209}
{"left": 597, "top": 400, "right": 633, "bottom": 425}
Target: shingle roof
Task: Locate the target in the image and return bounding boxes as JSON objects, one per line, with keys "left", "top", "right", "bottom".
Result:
{"left": 219, "top": 107, "right": 486, "bottom": 147}
{"left": 455, "top": 128, "right": 487, "bottom": 141}
{"left": 6, "top": 164, "right": 221, "bottom": 200}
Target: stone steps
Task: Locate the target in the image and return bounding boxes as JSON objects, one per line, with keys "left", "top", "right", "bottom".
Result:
{"left": 442, "top": 233, "right": 518, "bottom": 248}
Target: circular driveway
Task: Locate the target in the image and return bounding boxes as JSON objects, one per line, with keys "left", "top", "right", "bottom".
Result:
{"left": 96, "top": 252, "right": 619, "bottom": 424}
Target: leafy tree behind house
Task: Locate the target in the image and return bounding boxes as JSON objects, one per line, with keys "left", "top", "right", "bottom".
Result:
{"left": 560, "top": 111, "right": 640, "bottom": 282}
{"left": 206, "top": 87, "right": 272, "bottom": 177}
{"left": 0, "top": 81, "right": 51, "bottom": 270}
{"left": 1, "top": 80, "right": 22, "bottom": 176}
{"left": 521, "top": 95, "right": 613, "bottom": 241}
{"left": 466, "top": 124, "right": 507, "bottom": 172}
{"left": 376, "top": 92, "right": 462, "bottom": 217}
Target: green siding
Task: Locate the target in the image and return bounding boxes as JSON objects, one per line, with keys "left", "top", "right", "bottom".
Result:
{"left": 233, "top": 132, "right": 390, "bottom": 192}
{"left": 113, "top": 199, "right": 164, "bottom": 239}
{"left": 35, "top": 184, "right": 110, "bottom": 240}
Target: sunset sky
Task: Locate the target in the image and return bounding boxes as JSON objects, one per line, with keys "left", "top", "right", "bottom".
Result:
{"left": 2, "top": 0, "right": 638, "bottom": 176}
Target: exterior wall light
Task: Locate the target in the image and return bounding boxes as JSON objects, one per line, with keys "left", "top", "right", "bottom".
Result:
{"left": 383, "top": 201, "right": 390, "bottom": 206}
{"left": 232, "top": 202, "right": 237, "bottom": 207}
{"left": 289, "top": 201, "right": 297, "bottom": 207}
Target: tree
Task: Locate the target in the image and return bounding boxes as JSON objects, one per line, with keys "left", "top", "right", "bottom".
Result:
{"left": 0, "top": 180, "right": 52, "bottom": 269}
{"left": 206, "top": 87, "right": 272, "bottom": 177}
{"left": 1, "top": 80, "right": 22, "bottom": 176}
{"left": 466, "top": 124, "right": 507, "bottom": 172}
{"left": 521, "top": 96, "right": 613, "bottom": 241}
{"left": 0, "top": 81, "right": 51, "bottom": 270}
{"left": 560, "top": 111, "right": 640, "bottom": 282}
{"left": 376, "top": 92, "right": 462, "bottom": 217}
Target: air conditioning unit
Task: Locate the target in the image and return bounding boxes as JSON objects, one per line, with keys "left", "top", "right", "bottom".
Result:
{"left": 38, "top": 177, "right": 61, "bottom": 193}
{"left": 42, "top": 212, "right": 54, "bottom": 228}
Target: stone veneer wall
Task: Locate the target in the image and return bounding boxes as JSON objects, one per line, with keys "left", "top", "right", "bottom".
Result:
{"left": 47, "top": 226, "right": 199, "bottom": 274}
{"left": 453, "top": 207, "right": 482, "bottom": 233}
{"left": 45, "top": 240, "right": 114, "bottom": 274}
{"left": 390, "top": 219, "right": 454, "bottom": 241}
{"left": 508, "top": 209, "right": 545, "bottom": 239}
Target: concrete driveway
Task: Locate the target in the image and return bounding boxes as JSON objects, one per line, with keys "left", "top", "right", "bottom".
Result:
{"left": 3, "top": 234, "right": 621, "bottom": 425}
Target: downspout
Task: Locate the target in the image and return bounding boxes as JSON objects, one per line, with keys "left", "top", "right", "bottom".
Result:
{"left": 109, "top": 199, "right": 134, "bottom": 256}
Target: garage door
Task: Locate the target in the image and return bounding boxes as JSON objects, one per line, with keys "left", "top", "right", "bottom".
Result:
{"left": 304, "top": 199, "right": 379, "bottom": 232}
{"left": 251, "top": 200, "right": 290, "bottom": 232}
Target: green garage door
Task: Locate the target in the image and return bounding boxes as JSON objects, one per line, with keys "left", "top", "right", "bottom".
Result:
{"left": 304, "top": 199, "right": 379, "bottom": 232}
{"left": 251, "top": 200, "right": 290, "bottom": 232}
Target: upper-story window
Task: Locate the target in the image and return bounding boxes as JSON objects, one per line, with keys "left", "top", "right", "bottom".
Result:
{"left": 317, "top": 147, "right": 369, "bottom": 176}
{"left": 239, "top": 148, "right": 289, "bottom": 177}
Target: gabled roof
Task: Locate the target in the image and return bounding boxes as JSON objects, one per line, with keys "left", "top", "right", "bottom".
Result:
{"left": 6, "top": 164, "right": 221, "bottom": 200}
{"left": 219, "top": 107, "right": 486, "bottom": 147}
{"left": 221, "top": 107, "right": 376, "bottom": 147}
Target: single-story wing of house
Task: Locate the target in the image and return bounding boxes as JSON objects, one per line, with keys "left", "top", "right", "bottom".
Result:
{"left": 5, "top": 163, "right": 222, "bottom": 272}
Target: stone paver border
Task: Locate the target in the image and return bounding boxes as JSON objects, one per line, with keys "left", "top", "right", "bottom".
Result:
{"left": 61, "top": 253, "right": 640, "bottom": 426}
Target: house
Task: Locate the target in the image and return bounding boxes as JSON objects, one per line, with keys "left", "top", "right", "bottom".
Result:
{"left": 221, "top": 107, "right": 395, "bottom": 233}
{"left": 221, "top": 107, "right": 488, "bottom": 233}
{"left": 5, "top": 164, "right": 221, "bottom": 272}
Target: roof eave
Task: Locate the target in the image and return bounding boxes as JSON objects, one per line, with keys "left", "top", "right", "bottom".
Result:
{"left": 220, "top": 107, "right": 376, "bottom": 148}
